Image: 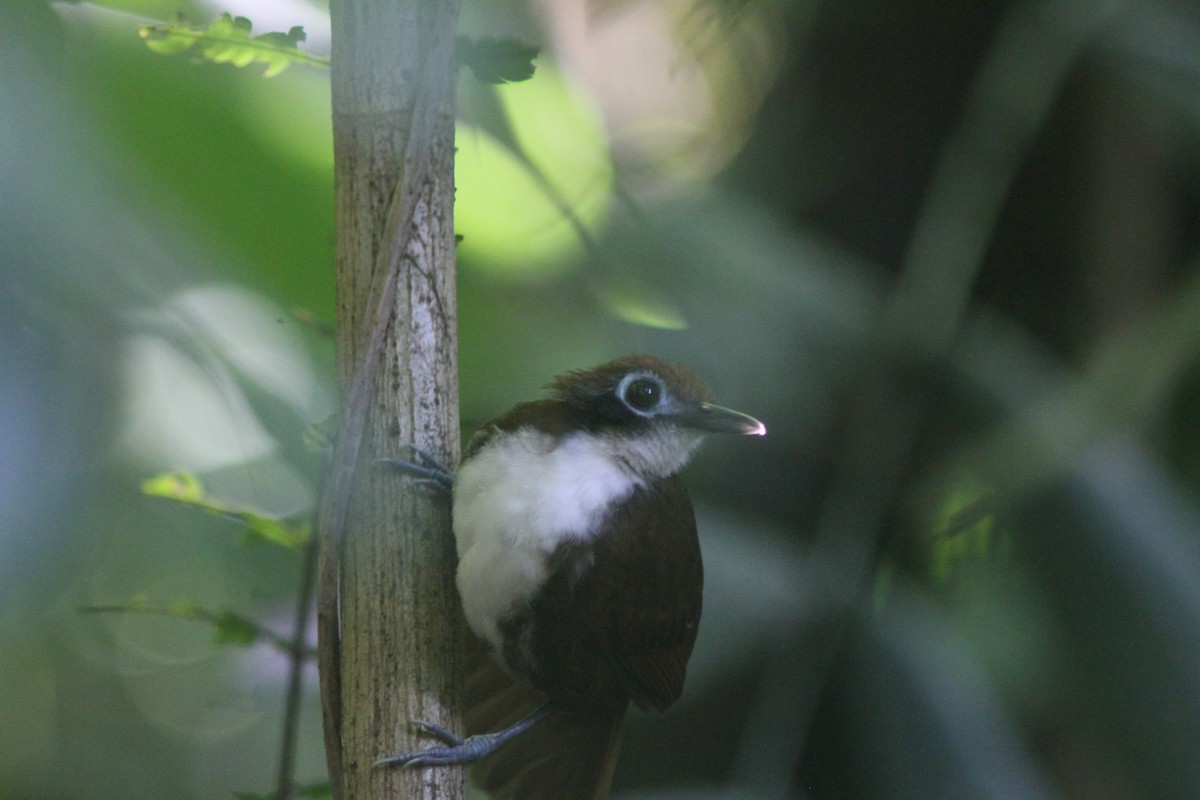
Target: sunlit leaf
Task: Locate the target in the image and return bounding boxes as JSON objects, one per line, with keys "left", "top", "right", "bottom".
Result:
{"left": 456, "top": 63, "right": 612, "bottom": 277}
{"left": 595, "top": 280, "right": 689, "bottom": 330}
{"left": 141, "top": 471, "right": 204, "bottom": 503}
{"left": 140, "top": 471, "right": 310, "bottom": 550}
{"left": 139, "top": 13, "right": 328, "bottom": 78}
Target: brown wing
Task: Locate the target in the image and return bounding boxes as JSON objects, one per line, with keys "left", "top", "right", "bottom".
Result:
{"left": 505, "top": 473, "right": 703, "bottom": 713}
{"left": 601, "top": 473, "right": 703, "bottom": 711}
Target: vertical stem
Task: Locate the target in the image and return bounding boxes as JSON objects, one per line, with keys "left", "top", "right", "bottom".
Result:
{"left": 275, "top": 536, "right": 318, "bottom": 800}
{"left": 320, "top": 1, "right": 463, "bottom": 799}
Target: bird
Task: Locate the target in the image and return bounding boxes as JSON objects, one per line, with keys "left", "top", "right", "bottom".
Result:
{"left": 379, "top": 354, "right": 766, "bottom": 799}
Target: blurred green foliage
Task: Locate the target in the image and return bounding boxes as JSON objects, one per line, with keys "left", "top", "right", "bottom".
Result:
{"left": 140, "top": 13, "right": 325, "bottom": 77}
{"left": 141, "top": 471, "right": 310, "bottom": 549}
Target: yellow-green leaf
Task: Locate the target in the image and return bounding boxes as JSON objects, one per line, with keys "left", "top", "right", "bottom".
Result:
{"left": 141, "top": 471, "right": 205, "bottom": 503}
{"left": 138, "top": 13, "right": 328, "bottom": 78}
{"left": 240, "top": 514, "right": 310, "bottom": 550}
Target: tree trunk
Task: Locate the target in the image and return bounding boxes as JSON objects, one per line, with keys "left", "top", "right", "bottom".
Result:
{"left": 318, "top": 1, "right": 463, "bottom": 799}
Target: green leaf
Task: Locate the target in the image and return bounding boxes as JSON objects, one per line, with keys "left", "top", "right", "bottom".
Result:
{"left": 141, "top": 471, "right": 204, "bottom": 503}
{"left": 82, "top": 600, "right": 306, "bottom": 654}
{"left": 139, "top": 13, "right": 329, "bottom": 78}
{"left": 212, "top": 610, "right": 261, "bottom": 646}
{"left": 456, "top": 63, "right": 613, "bottom": 277}
{"left": 140, "top": 471, "right": 310, "bottom": 550}
{"left": 457, "top": 35, "right": 539, "bottom": 84}
{"left": 927, "top": 482, "right": 1009, "bottom": 593}
{"left": 166, "top": 598, "right": 200, "bottom": 619}
{"left": 241, "top": 514, "right": 310, "bottom": 550}
{"left": 595, "top": 280, "right": 689, "bottom": 330}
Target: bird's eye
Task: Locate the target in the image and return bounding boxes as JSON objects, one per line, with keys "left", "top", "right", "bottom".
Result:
{"left": 622, "top": 377, "right": 662, "bottom": 413}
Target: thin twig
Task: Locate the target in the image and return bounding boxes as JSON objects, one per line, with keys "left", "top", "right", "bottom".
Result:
{"left": 81, "top": 603, "right": 313, "bottom": 658}
{"left": 275, "top": 535, "right": 320, "bottom": 800}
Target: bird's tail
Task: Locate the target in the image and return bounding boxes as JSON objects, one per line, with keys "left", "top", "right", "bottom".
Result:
{"left": 465, "top": 641, "right": 626, "bottom": 800}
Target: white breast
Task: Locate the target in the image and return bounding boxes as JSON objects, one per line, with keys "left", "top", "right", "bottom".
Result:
{"left": 452, "top": 427, "right": 641, "bottom": 653}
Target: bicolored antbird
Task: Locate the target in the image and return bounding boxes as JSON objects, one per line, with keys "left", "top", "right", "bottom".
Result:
{"left": 380, "top": 355, "right": 765, "bottom": 799}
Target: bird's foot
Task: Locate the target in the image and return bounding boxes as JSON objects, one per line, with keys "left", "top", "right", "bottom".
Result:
{"left": 373, "top": 724, "right": 495, "bottom": 768}
{"left": 375, "top": 702, "right": 554, "bottom": 769}
{"left": 377, "top": 446, "right": 454, "bottom": 495}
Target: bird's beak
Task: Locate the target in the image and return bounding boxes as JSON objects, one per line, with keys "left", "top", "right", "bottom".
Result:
{"left": 675, "top": 403, "right": 767, "bottom": 436}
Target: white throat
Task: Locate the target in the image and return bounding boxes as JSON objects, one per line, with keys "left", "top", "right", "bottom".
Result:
{"left": 452, "top": 425, "right": 700, "bottom": 653}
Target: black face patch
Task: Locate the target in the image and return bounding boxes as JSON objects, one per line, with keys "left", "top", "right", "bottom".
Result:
{"left": 547, "top": 355, "right": 714, "bottom": 435}
{"left": 587, "top": 387, "right": 658, "bottom": 429}
{"left": 551, "top": 356, "right": 710, "bottom": 410}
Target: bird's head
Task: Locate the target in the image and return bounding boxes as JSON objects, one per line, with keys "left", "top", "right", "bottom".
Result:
{"left": 549, "top": 355, "right": 766, "bottom": 480}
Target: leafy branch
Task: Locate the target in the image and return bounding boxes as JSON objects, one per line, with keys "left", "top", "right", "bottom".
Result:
{"left": 139, "top": 13, "right": 329, "bottom": 77}
{"left": 114, "top": 469, "right": 321, "bottom": 800}
{"left": 141, "top": 471, "right": 310, "bottom": 549}
{"left": 81, "top": 597, "right": 315, "bottom": 657}
{"left": 137, "top": 13, "right": 539, "bottom": 85}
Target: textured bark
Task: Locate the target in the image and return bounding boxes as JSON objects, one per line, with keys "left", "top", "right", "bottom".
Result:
{"left": 318, "top": 1, "right": 463, "bottom": 798}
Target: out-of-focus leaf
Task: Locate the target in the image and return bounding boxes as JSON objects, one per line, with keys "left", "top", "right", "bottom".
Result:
{"left": 595, "top": 280, "right": 689, "bottom": 330}
{"left": 82, "top": 600, "right": 312, "bottom": 656}
{"left": 141, "top": 471, "right": 204, "bottom": 503}
{"left": 456, "top": 63, "right": 612, "bottom": 277}
{"left": 241, "top": 514, "right": 309, "bottom": 549}
{"left": 457, "top": 35, "right": 539, "bottom": 84}
{"left": 141, "top": 471, "right": 311, "bottom": 550}
{"left": 304, "top": 414, "right": 338, "bottom": 454}
{"left": 928, "top": 483, "right": 1007, "bottom": 591}
{"left": 212, "top": 609, "right": 261, "bottom": 646}
{"left": 166, "top": 598, "right": 200, "bottom": 619}
{"left": 139, "top": 13, "right": 329, "bottom": 78}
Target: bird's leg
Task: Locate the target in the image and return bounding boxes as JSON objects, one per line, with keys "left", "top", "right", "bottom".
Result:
{"left": 377, "top": 445, "right": 454, "bottom": 495}
{"left": 375, "top": 701, "right": 555, "bottom": 768}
